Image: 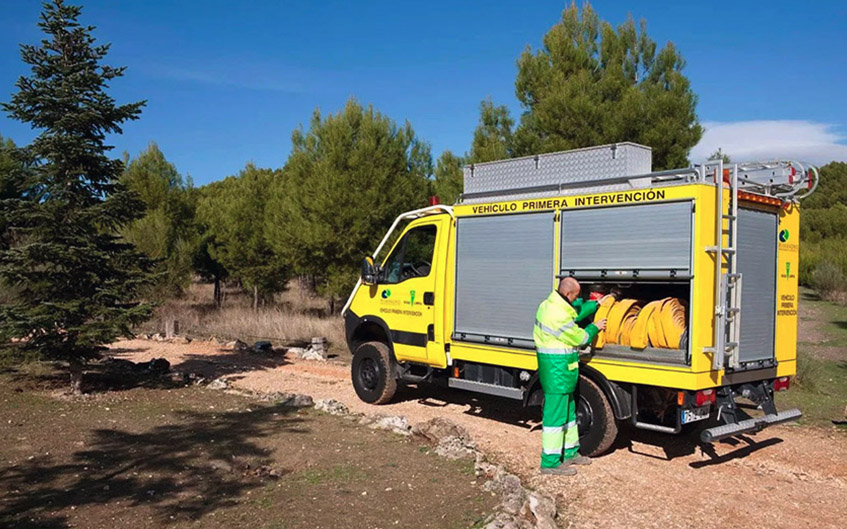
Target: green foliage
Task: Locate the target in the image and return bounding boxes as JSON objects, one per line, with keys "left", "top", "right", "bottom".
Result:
{"left": 469, "top": 99, "right": 514, "bottom": 163}
{"left": 0, "top": 0, "right": 153, "bottom": 378}
{"left": 267, "top": 98, "right": 430, "bottom": 304}
{"left": 432, "top": 150, "right": 465, "bottom": 205}
{"left": 798, "top": 162, "right": 847, "bottom": 294}
{"left": 121, "top": 143, "right": 197, "bottom": 298}
{"left": 509, "top": 2, "right": 702, "bottom": 169}
{"left": 197, "top": 164, "right": 287, "bottom": 308}
{"left": 802, "top": 162, "right": 847, "bottom": 210}
{"left": 810, "top": 261, "right": 847, "bottom": 302}
{"left": 0, "top": 134, "right": 27, "bottom": 252}
{"left": 708, "top": 148, "right": 731, "bottom": 163}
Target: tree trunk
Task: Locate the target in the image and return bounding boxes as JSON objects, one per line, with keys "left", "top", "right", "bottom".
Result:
{"left": 329, "top": 297, "right": 335, "bottom": 315}
{"left": 68, "top": 359, "right": 83, "bottom": 395}
{"left": 213, "top": 276, "right": 222, "bottom": 309}
{"left": 253, "top": 284, "right": 259, "bottom": 312}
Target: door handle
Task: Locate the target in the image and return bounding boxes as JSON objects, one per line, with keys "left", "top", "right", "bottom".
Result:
{"left": 424, "top": 292, "right": 435, "bottom": 306}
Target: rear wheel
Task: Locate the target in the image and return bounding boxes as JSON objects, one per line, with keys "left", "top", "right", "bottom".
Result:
{"left": 351, "top": 341, "right": 397, "bottom": 404}
{"left": 576, "top": 375, "right": 618, "bottom": 456}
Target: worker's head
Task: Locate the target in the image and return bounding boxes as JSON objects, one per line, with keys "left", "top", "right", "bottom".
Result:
{"left": 557, "top": 277, "right": 581, "bottom": 302}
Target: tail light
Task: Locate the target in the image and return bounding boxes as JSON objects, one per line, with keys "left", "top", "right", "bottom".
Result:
{"left": 695, "top": 389, "right": 717, "bottom": 407}
{"left": 773, "top": 377, "right": 791, "bottom": 392}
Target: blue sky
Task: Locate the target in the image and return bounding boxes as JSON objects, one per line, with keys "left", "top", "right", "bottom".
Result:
{"left": 1, "top": 1, "right": 846, "bottom": 185}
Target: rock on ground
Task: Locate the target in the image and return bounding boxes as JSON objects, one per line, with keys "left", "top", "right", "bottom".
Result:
{"left": 361, "top": 414, "right": 411, "bottom": 435}
{"left": 315, "top": 399, "right": 349, "bottom": 416}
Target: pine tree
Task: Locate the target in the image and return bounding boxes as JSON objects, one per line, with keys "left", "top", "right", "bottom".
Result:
{"left": 267, "top": 98, "right": 430, "bottom": 309}
{"left": 432, "top": 150, "right": 465, "bottom": 205}
{"left": 0, "top": 0, "right": 153, "bottom": 392}
{"left": 491, "top": 2, "right": 702, "bottom": 169}
{"left": 197, "top": 165, "right": 287, "bottom": 310}
{"left": 469, "top": 98, "right": 515, "bottom": 163}
{"left": 121, "top": 142, "right": 197, "bottom": 298}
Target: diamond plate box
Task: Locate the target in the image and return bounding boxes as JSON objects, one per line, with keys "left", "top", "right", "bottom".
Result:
{"left": 462, "top": 142, "right": 652, "bottom": 203}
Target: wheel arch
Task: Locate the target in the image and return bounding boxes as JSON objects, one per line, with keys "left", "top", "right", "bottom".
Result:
{"left": 522, "top": 362, "right": 632, "bottom": 421}
{"left": 345, "top": 310, "right": 393, "bottom": 354}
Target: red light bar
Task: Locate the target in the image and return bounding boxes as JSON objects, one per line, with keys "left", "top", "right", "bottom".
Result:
{"left": 773, "top": 377, "right": 791, "bottom": 392}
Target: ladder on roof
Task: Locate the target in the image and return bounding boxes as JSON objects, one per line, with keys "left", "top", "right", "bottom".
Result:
{"left": 704, "top": 161, "right": 742, "bottom": 371}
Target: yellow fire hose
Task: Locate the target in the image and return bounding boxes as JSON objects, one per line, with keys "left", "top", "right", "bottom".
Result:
{"left": 593, "top": 297, "right": 687, "bottom": 350}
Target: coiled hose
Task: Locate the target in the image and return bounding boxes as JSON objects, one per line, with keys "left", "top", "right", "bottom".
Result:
{"left": 595, "top": 297, "right": 687, "bottom": 350}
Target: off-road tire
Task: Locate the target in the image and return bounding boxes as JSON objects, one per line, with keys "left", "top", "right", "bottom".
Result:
{"left": 351, "top": 341, "right": 397, "bottom": 404}
{"left": 576, "top": 375, "right": 618, "bottom": 457}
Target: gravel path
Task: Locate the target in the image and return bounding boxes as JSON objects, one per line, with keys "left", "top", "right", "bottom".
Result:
{"left": 111, "top": 338, "right": 847, "bottom": 529}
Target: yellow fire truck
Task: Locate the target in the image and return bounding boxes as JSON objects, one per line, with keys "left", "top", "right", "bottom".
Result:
{"left": 342, "top": 143, "right": 819, "bottom": 455}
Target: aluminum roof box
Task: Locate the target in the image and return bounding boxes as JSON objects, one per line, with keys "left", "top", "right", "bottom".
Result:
{"left": 461, "top": 142, "right": 653, "bottom": 203}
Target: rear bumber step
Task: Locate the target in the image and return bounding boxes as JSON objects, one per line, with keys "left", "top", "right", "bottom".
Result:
{"left": 700, "top": 408, "right": 802, "bottom": 443}
{"left": 447, "top": 378, "right": 524, "bottom": 400}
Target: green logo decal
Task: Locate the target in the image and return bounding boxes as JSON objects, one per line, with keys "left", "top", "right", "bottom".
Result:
{"left": 381, "top": 289, "right": 391, "bottom": 299}
{"left": 779, "top": 229, "right": 790, "bottom": 243}
{"left": 409, "top": 290, "right": 416, "bottom": 306}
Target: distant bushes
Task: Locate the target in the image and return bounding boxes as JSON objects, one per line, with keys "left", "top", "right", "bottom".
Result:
{"left": 798, "top": 162, "right": 847, "bottom": 302}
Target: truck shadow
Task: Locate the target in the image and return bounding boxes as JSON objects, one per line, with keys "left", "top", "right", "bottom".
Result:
{"left": 613, "top": 422, "right": 785, "bottom": 467}
{"left": 393, "top": 383, "right": 540, "bottom": 429}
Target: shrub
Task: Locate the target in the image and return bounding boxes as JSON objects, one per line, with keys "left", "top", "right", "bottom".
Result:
{"left": 810, "top": 261, "right": 847, "bottom": 302}
{"left": 794, "top": 351, "right": 824, "bottom": 392}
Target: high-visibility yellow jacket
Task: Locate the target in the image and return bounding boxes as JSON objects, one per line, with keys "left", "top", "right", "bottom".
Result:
{"left": 533, "top": 291, "right": 600, "bottom": 395}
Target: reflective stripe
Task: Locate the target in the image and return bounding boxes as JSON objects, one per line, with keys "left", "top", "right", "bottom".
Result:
{"left": 541, "top": 429, "right": 564, "bottom": 452}
{"left": 564, "top": 442, "right": 580, "bottom": 449}
{"left": 567, "top": 362, "right": 579, "bottom": 370}
{"left": 542, "top": 447, "right": 562, "bottom": 455}
{"left": 535, "top": 319, "right": 575, "bottom": 338}
{"left": 579, "top": 329, "right": 590, "bottom": 346}
{"left": 542, "top": 426, "right": 563, "bottom": 434}
{"left": 564, "top": 421, "right": 577, "bottom": 429}
{"left": 536, "top": 346, "right": 576, "bottom": 355}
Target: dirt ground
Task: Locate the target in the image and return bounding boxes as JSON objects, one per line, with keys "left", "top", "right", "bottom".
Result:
{"left": 0, "top": 370, "right": 494, "bottom": 529}
{"left": 109, "top": 338, "right": 847, "bottom": 529}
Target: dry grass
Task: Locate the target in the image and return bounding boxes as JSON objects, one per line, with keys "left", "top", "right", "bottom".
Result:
{"left": 139, "top": 279, "right": 347, "bottom": 356}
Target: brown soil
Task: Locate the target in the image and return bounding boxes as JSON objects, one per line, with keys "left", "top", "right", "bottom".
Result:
{"left": 109, "top": 338, "right": 847, "bottom": 529}
{"left": 0, "top": 371, "right": 494, "bottom": 529}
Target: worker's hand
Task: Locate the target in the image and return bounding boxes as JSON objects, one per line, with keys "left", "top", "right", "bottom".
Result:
{"left": 594, "top": 318, "right": 607, "bottom": 331}
{"left": 598, "top": 294, "right": 615, "bottom": 304}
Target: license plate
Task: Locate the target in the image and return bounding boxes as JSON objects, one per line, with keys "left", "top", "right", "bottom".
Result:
{"left": 681, "top": 406, "right": 711, "bottom": 424}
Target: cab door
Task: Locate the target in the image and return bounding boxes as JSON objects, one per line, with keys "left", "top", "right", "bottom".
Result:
{"left": 376, "top": 216, "right": 447, "bottom": 363}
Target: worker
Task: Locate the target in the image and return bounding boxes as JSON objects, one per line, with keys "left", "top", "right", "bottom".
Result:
{"left": 533, "top": 277, "right": 608, "bottom": 475}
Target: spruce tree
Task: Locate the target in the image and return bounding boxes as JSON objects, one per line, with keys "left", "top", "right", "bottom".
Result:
{"left": 0, "top": 0, "right": 153, "bottom": 392}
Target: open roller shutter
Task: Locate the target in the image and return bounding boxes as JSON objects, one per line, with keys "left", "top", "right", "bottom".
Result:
{"left": 560, "top": 201, "right": 693, "bottom": 280}
{"left": 453, "top": 212, "right": 555, "bottom": 349}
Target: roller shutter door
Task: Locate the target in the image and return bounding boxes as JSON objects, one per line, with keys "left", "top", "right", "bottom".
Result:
{"left": 560, "top": 201, "right": 693, "bottom": 279}
{"left": 737, "top": 208, "right": 778, "bottom": 365}
{"left": 453, "top": 212, "right": 555, "bottom": 349}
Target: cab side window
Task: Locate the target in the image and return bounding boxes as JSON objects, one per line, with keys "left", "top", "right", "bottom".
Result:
{"left": 381, "top": 225, "right": 437, "bottom": 284}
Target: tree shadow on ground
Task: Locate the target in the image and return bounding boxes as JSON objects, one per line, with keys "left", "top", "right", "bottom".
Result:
{"left": 0, "top": 402, "right": 308, "bottom": 529}
{"left": 107, "top": 345, "right": 292, "bottom": 382}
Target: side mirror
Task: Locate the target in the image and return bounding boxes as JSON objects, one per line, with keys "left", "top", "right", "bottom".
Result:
{"left": 361, "top": 256, "right": 378, "bottom": 285}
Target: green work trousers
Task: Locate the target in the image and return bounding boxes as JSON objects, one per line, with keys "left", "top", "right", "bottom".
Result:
{"left": 538, "top": 352, "right": 580, "bottom": 468}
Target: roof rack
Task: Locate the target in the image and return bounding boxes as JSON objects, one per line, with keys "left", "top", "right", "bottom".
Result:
{"left": 458, "top": 143, "right": 819, "bottom": 204}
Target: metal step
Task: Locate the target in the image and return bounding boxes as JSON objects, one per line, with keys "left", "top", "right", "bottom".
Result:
{"left": 700, "top": 408, "right": 802, "bottom": 443}
{"left": 447, "top": 378, "right": 524, "bottom": 400}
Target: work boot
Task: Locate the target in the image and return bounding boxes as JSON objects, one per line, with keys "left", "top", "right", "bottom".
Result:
{"left": 563, "top": 455, "right": 592, "bottom": 466}
{"left": 539, "top": 465, "right": 577, "bottom": 476}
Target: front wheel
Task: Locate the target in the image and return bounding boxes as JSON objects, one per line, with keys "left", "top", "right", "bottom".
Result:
{"left": 576, "top": 375, "right": 618, "bottom": 456}
{"left": 351, "top": 341, "right": 397, "bottom": 404}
